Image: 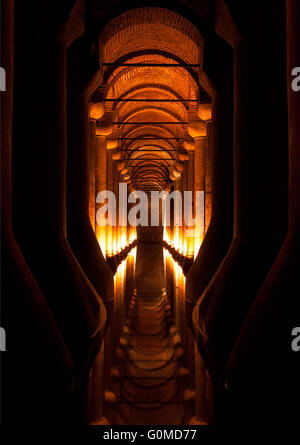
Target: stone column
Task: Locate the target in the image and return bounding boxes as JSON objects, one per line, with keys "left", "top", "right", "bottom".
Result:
{"left": 89, "top": 121, "right": 96, "bottom": 231}
{"left": 104, "top": 149, "right": 111, "bottom": 256}
{"left": 189, "top": 343, "right": 208, "bottom": 425}
{"left": 191, "top": 133, "right": 206, "bottom": 257}
{"left": 95, "top": 136, "right": 107, "bottom": 256}
{"left": 186, "top": 33, "right": 234, "bottom": 332}
{"left": 12, "top": 0, "right": 103, "bottom": 368}
{"left": 187, "top": 151, "right": 195, "bottom": 256}
{"left": 66, "top": 37, "right": 114, "bottom": 323}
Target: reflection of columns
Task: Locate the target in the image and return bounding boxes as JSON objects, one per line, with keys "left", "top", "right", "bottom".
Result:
{"left": 95, "top": 136, "right": 107, "bottom": 256}
{"left": 113, "top": 162, "right": 120, "bottom": 254}
{"left": 193, "top": 136, "right": 206, "bottom": 257}
{"left": 106, "top": 150, "right": 113, "bottom": 255}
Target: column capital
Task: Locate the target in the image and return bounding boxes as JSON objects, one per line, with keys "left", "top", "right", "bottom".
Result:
{"left": 187, "top": 122, "right": 207, "bottom": 139}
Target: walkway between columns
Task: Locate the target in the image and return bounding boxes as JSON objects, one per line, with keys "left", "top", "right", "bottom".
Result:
{"left": 113, "top": 228, "right": 188, "bottom": 424}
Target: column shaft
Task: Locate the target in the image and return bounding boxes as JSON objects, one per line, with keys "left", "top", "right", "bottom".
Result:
{"left": 95, "top": 136, "right": 107, "bottom": 255}
{"left": 1, "top": 0, "right": 75, "bottom": 423}
{"left": 205, "top": 124, "right": 212, "bottom": 233}
{"left": 193, "top": 137, "right": 206, "bottom": 256}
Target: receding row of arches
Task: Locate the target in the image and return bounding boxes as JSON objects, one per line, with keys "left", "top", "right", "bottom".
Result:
{"left": 1, "top": 0, "right": 299, "bottom": 427}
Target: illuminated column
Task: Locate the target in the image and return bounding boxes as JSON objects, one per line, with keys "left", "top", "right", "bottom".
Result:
{"left": 113, "top": 161, "right": 120, "bottom": 254}
{"left": 188, "top": 123, "right": 207, "bottom": 258}
{"left": 113, "top": 162, "right": 122, "bottom": 348}
{"left": 194, "top": 136, "right": 205, "bottom": 256}
{"left": 181, "top": 171, "right": 186, "bottom": 255}
{"left": 89, "top": 102, "right": 105, "bottom": 234}
{"left": 182, "top": 161, "right": 189, "bottom": 255}
{"left": 89, "top": 339, "right": 108, "bottom": 425}
{"left": 95, "top": 117, "right": 115, "bottom": 257}
{"left": 67, "top": 38, "right": 116, "bottom": 323}
{"left": 185, "top": 34, "right": 234, "bottom": 331}
{"left": 187, "top": 150, "right": 195, "bottom": 257}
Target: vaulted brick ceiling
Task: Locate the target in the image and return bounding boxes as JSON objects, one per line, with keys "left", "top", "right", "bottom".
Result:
{"left": 95, "top": 7, "right": 209, "bottom": 192}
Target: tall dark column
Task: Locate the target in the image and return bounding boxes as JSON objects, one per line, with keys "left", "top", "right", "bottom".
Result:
{"left": 89, "top": 120, "right": 96, "bottom": 231}
{"left": 193, "top": 0, "right": 288, "bottom": 377}
{"left": 12, "top": 1, "right": 105, "bottom": 369}
{"left": 226, "top": 0, "right": 300, "bottom": 424}
{"left": 67, "top": 37, "right": 114, "bottom": 321}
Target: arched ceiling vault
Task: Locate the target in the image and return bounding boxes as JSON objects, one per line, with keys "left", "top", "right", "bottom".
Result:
{"left": 92, "top": 7, "right": 211, "bottom": 192}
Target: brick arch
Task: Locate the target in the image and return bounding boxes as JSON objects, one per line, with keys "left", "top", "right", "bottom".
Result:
{"left": 102, "top": 49, "right": 200, "bottom": 84}
{"left": 104, "top": 60, "right": 199, "bottom": 105}
{"left": 119, "top": 106, "right": 185, "bottom": 124}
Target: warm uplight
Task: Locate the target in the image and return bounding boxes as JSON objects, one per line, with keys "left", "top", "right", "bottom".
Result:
{"left": 99, "top": 231, "right": 106, "bottom": 259}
